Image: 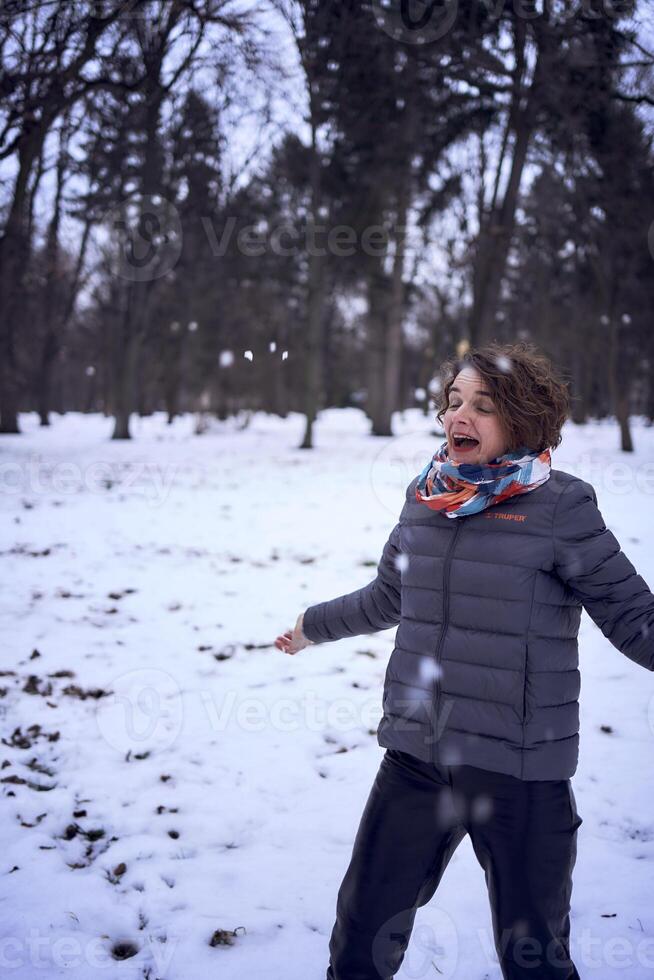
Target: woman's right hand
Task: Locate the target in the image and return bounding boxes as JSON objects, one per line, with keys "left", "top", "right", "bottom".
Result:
{"left": 274, "top": 611, "right": 314, "bottom": 655}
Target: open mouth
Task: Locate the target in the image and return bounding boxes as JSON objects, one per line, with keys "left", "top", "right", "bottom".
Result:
{"left": 452, "top": 435, "right": 480, "bottom": 449}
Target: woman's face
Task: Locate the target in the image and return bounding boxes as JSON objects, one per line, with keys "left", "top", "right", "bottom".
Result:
{"left": 442, "top": 367, "right": 509, "bottom": 466}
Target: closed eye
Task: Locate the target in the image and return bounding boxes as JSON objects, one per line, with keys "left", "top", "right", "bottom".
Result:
{"left": 447, "top": 403, "right": 493, "bottom": 413}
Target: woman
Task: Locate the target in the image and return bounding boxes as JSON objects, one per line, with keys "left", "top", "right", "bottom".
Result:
{"left": 274, "top": 342, "right": 654, "bottom": 980}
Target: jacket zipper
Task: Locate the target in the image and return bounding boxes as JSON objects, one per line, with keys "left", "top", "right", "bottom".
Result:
{"left": 431, "top": 518, "right": 463, "bottom": 765}
{"left": 521, "top": 642, "right": 529, "bottom": 726}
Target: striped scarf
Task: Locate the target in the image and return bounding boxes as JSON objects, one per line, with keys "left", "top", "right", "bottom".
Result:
{"left": 415, "top": 441, "right": 551, "bottom": 518}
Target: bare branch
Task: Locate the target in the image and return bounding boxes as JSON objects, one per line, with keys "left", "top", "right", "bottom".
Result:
{"left": 613, "top": 30, "right": 654, "bottom": 63}
{"left": 611, "top": 90, "right": 654, "bottom": 107}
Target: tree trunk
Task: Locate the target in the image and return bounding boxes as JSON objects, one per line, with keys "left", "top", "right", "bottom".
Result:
{"left": 469, "top": 25, "right": 539, "bottom": 346}
{"left": 0, "top": 7, "right": 127, "bottom": 433}
{"left": 110, "top": 63, "right": 165, "bottom": 440}
{"left": 163, "top": 325, "right": 184, "bottom": 424}
{"left": 0, "top": 128, "right": 43, "bottom": 433}
{"left": 37, "top": 332, "right": 60, "bottom": 426}
{"left": 569, "top": 335, "right": 590, "bottom": 425}
{"left": 299, "top": 116, "right": 325, "bottom": 450}
{"left": 608, "top": 317, "right": 633, "bottom": 452}
{"left": 36, "top": 116, "right": 75, "bottom": 426}
{"left": 646, "top": 360, "right": 654, "bottom": 426}
{"left": 381, "top": 179, "right": 411, "bottom": 435}
{"left": 365, "top": 249, "right": 392, "bottom": 436}
{"left": 112, "top": 331, "right": 143, "bottom": 440}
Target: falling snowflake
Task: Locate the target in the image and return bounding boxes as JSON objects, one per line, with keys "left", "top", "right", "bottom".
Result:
{"left": 495, "top": 355, "right": 512, "bottom": 373}
{"left": 219, "top": 350, "right": 234, "bottom": 368}
{"left": 85, "top": 365, "right": 96, "bottom": 377}
{"left": 269, "top": 341, "right": 277, "bottom": 352}
{"left": 414, "top": 388, "right": 426, "bottom": 401}
{"left": 442, "top": 745, "right": 462, "bottom": 765}
{"left": 419, "top": 659, "right": 442, "bottom": 682}
{"left": 394, "top": 553, "right": 409, "bottom": 573}
{"left": 471, "top": 794, "right": 494, "bottom": 824}
{"left": 188, "top": 321, "right": 198, "bottom": 332}
{"left": 281, "top": 350, "right": 289, "bottom": 361}
{"left": 567, "top": 558, "right": 583, "bottom": 577}
{"left": 512, "top": 919, "right": 530, "bottom": 940}
{"left": 244, "top": 350, "right": 254, "bottom": 361}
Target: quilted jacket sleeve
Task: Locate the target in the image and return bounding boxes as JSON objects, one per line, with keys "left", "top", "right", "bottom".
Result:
{"left": 301, "top": 486, "right": 412, "bottom": 644}
{"left": 552, "top": 479, "right": 654, "bottom": 671}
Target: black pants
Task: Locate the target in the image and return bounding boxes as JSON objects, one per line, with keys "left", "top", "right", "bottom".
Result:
{"left": 325, "top": 748, "right": 583, "bottom": 980}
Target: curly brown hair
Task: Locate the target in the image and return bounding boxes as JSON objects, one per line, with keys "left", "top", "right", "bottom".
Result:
{"left": 434, "top": 341, "right": 571, "bottom": 454}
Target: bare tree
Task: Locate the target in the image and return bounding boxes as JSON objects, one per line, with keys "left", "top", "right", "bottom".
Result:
{"left": 0, "top": 0, "right": 148, "bottom": 433}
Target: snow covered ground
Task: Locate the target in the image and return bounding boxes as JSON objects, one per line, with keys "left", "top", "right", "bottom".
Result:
{"left": 1, "top": 408, "right": 653, "bottom": 980}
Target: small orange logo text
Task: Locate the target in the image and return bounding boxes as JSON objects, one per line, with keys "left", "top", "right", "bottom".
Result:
{"left": 484, "top": 512, "right": 527, "bottom": 522}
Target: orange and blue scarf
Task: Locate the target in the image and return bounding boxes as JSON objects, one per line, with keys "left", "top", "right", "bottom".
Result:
{"left": 416, "top": 441, "right": 551, "bottom": 518}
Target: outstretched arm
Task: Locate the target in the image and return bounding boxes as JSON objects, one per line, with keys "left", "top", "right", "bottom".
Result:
{"left": 301, "top": 520, "right": 404, "bottom": 644}
{"left": 553, "top": 479, "right": 654, "bottom": 671}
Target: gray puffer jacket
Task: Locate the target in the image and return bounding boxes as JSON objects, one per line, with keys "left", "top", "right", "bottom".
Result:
{"left": 301, "top": 469, "right": 654, "bottom": 780}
